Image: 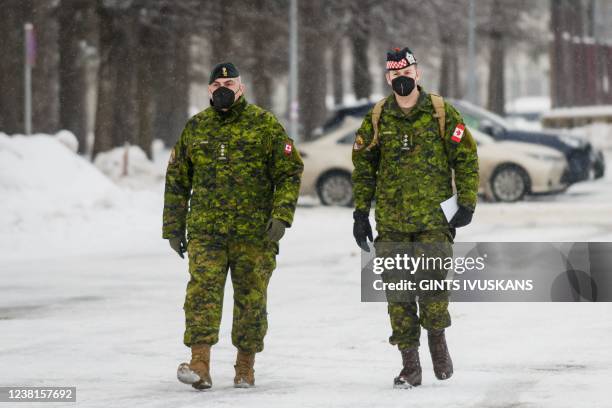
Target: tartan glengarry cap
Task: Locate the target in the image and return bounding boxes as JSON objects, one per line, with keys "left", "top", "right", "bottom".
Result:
{"left": 386, "top": 47, "right": 417, "bottom": 70}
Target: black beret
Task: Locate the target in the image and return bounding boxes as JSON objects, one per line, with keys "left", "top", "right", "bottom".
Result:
{"left": 208, "top": 62, "right": 240, "bottom": 84}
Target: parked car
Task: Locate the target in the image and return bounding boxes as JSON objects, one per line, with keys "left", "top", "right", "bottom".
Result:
{"left": 317, "top": 99, "right": 605, "bottom": 183}
{"left": 449, "top": 99, "right": 605, "bottom": 182}
{"left": 299, "top": 118, "right": 570, "bottom": 205}
{"left": 299, "top": 117, "right": 359, "bottom": 206}
{"left": 472, "top": 128, "right": 569, "bottom": 201}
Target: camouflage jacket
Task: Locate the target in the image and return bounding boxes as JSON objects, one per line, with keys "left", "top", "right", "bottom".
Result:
{"left": 352, "top": 88, "right": 479, "bottom": 234}
{"left": 162, "top": 96, "right": 304, "bottom": 242}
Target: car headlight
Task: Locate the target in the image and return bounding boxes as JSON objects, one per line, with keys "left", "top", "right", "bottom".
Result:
{"left": 527, "top": 152, "right": 564, "bottom": 161}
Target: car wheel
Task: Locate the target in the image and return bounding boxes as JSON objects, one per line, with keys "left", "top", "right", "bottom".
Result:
{"left": 317, "top": 171, "right": 353, "bottom": 206}
{"left": 491, "top": 164, "right": 529, "bottom": 202}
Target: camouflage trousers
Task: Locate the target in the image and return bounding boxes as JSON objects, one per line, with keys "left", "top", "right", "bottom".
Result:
{"left": 184, "top": 238, "right": 276, "bottom": 353}
{"left": 375, "top": 230, "right": 453, "bottom": 350}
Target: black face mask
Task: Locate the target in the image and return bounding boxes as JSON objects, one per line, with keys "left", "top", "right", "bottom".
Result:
{"left": 391, "top": 76, "right": 415, "bottom": 96}
{"left": 211, "top": 87, "right": 236, "bottom": 110}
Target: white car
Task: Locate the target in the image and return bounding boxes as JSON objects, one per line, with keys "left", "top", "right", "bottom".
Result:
{"left": 298, "top": 117, "right": 569, "bottom": 205}
{"left": 298, "top": 117, "right": 360, "bottom": 206}
{"left": 473, "top": 129, "right": 568, "bottom": 201}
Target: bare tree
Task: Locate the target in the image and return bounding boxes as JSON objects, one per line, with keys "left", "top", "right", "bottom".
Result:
{"left": 550, "top": 0, "right": 588, "bottom": 108}
{"left": 479, "top": 0, "right": 541, "bottom": 115}
{"left": 58, "top": 0, "right": 92, "bottom": 153}
{"left": 0, "top": 0, "right": 31, "bottom": 134}
{"left": 298, "top": 0, "right": 328, "bottom": 140}
{"left": 368, "top": 1, "right": 432, "bottom": 94}
{"left": 486, "top": 0, "right": 506, "bottom": 114}
{"left": 92, "top": 0, "right": 199, "bottom": 156}
{"left": 238, "top": 0, "right": 289, "bottom": 111}
{"left": 428, "top": 0, "right": 469, "bottom": 98}
{"left": 32, "top": 0, "right": 60, "bottom": 134}
{"left": 92, "top": 1, "right": 121, "bottom": 157}
{"left": 348, "top": 2, "right": 373, "bottom": 101}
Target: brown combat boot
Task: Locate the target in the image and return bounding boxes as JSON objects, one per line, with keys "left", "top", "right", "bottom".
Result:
{"left": 234, "top": 350, "right": 255, "bottom": 388}
{"left": 177, "top": 344, "right": 212, "bottom": 390}
{"left": 428, "top": 329, "right": 453, "bottom": 380}
{"left": 393, "top": 347, "right": 422, "bottom": 388}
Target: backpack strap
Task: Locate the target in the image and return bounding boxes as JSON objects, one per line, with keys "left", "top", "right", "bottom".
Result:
{"left": 366, "top": 98, "right": 387, "bottom": 151}
{"left": 430, "top": 93, "right": 446, "bottom": 139}
{"left": 430, "top": 93, "right": 457, "bottom": 195}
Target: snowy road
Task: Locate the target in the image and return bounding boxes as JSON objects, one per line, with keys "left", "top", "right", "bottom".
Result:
{"left": 2, "top": 196, "right": 612, "bottom": 407}
{"left": 2, "top": 139, "right": 612, "bottom": 407}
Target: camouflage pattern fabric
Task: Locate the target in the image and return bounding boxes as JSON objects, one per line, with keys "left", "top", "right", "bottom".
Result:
{"left": 184, "top": 238, "right": 276, "bottom": 352}
{"left": 162, "top": 95, "right": 303, "bottom": 242}
{"left": 162, "top": 96, "right": 303, "bottom": 352}
{"left": 353, "top": 88, "right": 478, "bottom": 349}
{"left": 351, "top": 87, "right": 479, "bottom": 234}
{"left": 376, "top": 230, "right": 453, "bottom": 350}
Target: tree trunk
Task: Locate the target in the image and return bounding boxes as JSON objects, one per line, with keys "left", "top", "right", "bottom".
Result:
{"left": 332, "top": 40, "right": 343, "bottom": 106}
{"left": 58, "top": 0, "right": 89, "bottom": 153}
{"left": 31, "top": 0, "right": 59, "bottom": 134}
{"left": 92, "top": 2, "right": 119, "bottom": 157}
{"left": 250, "top": 60, "right": 273, "bottom": 110}
{"left": 451, "top": 49, "right": 461, "bottom": 98}
{"left": 550, "top": 0, "right": 584, "bottom": 108}
{"left": 249, "top": 0, "right": 273, "bottom": 110}
{"left": 486, "top": 0, "right": 506, "bottom": 116}
{"left": 487, "top": 31, "right": 505, "bottom": 115}
{"left": 111, "top": 12, "right": 139, "bottom": 148}
{"left": 0, "top": 0, "right": 30, "bottom": 134}
{"left": 351, "top": 30, "right": 371, "bottom": 101}
{"left": 439, "top": 41, "right": 451, "bottom": 97}
{"left": 153, "top": 27, "right": 191, "bottom": 147}
{"left": 299, "top": 0, "right": 327, "bottom": 141}
{"left": 136, "top": 24, "right": 155, "bottom": 159}
{"left": 169, "top": 30, "right": 191, "bottom": 146}
{"left": 209, "top": 1, "right": 236, "bottom": 64}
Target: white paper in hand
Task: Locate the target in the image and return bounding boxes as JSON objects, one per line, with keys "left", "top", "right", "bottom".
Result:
{"left": 440, "top": 194, "right": 459, "bottom": 222}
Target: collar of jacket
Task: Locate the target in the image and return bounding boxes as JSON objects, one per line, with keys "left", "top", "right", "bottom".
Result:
{"left": 214, "top": 95, "right": 248, "bottom": 122}
{"left": 384, "top": 86, "right": 432, "bottom": 118}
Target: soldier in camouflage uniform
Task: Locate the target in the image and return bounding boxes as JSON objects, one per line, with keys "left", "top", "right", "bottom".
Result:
{"left": 163, "top": 62, "right": 303, "bottom": 390}
{"left": 351, "top": 48, "right": 479, "bottom": 388}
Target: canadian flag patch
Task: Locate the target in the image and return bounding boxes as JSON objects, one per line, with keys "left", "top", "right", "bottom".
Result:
{"left": 451, "top": 124, "right": 465, "bottom": 143}
{"left": 284, "top": 143, "right": 293, "bottom": 156}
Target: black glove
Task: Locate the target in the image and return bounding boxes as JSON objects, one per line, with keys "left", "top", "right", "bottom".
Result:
{"left": 266, "top": 218, "right": 287, "bottom": 242}
{"left": 353, "top": 210, "right": 373, "bottom": 252}
{"left": 168, "top": 236, "right": 187, "bottom": 258}
{"left": 449, "top": 205, "right": 473, "bottom": 228}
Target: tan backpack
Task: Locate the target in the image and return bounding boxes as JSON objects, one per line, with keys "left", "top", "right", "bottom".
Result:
{"left": 367, "top": 93, "right": 456, "bottom": 193}
{"left": 367, "top": 93, "right": 446, "bottom": 151}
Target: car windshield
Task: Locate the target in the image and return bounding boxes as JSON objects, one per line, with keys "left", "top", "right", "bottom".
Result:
{"left": 450, "top": 100, "right": 514, "bottom": 131}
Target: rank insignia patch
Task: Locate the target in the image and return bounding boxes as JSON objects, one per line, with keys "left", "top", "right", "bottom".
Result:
{"left": 353, "top": 135, "right": 365, "bottom": 151}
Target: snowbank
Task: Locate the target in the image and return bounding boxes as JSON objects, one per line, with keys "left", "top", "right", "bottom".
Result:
{"left": 567, "top": 122, "right": 612, "bottom": 151}
{"left": 55, "top": 130, "right": 80, "bottom": 153}
{"left": 0, "top": 132, "right": 121, "bottom": 216}
{"left": 543, "top": 104, "right": 612, "bottom": 120}
{"left": 94, "top": 142, "right": 167, "bottom": 189}
{"left": 0, "top": 132, "right": 166, "bottom": 260}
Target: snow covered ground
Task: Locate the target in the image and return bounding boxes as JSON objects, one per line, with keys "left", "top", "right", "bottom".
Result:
{"left": 1, "top": 132, "right": 612, "bottom": 407}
